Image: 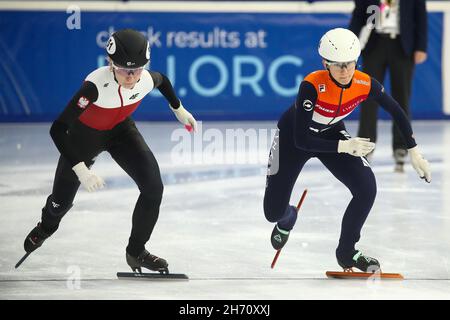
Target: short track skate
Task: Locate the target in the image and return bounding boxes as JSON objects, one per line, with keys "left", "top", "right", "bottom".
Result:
{"left": 117, "top": 250, "right": 188, "bottom": 281}
{"left": 271, "top": 189, "right": 308, "bottom": 269}
{"left": 326, "top": 268, "right": 403, "bottom": 280}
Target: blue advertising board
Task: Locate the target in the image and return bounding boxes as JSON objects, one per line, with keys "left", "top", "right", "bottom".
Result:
{"left": 0, "top": 10, "right": 444, "bottom": 121}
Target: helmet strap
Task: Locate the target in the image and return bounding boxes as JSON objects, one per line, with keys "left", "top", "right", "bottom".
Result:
{"left": 112, "top": 69, "right": 119, "bottom": 85}
{"left": 326, "top": 68, "right": 353, "bottom": 89}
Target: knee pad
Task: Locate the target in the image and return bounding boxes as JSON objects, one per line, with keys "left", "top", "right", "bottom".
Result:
{"left": 277, "top": 205, "right": 298, "bottom": 230}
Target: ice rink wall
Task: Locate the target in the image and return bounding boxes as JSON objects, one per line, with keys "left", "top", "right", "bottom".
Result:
{"left": 0, "top": 0, "right": 449, "bottom": 121}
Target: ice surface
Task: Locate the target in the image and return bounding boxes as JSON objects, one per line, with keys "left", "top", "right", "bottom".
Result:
{"left": 1, "top": 121, "right": 449, "bottom": 299}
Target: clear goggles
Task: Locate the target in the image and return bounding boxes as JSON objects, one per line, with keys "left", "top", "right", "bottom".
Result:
{"left": 112, "top": 63, "right": 145, "bottom": 76}
{"left": 325, "top": 60, "right": 357, "bottom": 70}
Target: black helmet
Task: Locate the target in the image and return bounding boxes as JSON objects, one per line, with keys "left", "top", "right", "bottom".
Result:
{"left": 106, "top": 29, "right": 150, "bottom": 68}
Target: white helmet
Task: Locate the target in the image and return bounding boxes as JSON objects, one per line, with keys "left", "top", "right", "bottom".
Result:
{"left": 318, "top": 28, "right": 361, "bottom": 62}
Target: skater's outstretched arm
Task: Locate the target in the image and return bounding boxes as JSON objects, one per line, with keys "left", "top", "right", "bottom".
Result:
{"left": 150, "top": 71, "right": 197, "bottom": 132}
{"left": 368, "top": 78, "right": 416, "bottom": 149}
{"left": 369, "top": 77, "right": 431, "bottom": 182}
{"left": 149, "top": 71, "right": 179, "bottom": 108}
{"left": 50, "top": 81, "right": 98, "bottom": 167}
{"left": 50, "top": 81, "right": 105, "bottom": 192}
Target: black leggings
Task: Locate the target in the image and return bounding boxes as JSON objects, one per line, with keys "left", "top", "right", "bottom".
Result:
{"left": 264, "top": 125, "right": 377, "bottom": 265}
{"left": 41, "top": 120, "right": 163, "bottom": 257}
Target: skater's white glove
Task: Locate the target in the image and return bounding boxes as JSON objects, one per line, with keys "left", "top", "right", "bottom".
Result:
{"left": 72, "top": 162, "right": 105, "bottom": 192}
{"left": 338, "top": 137, "right": 375, "bottom": 157}
{"left": 408, "top": 146, "right": 431, "bottom": 183}
{"left": 170, "top": 102, "right": 198, "bottom": 132}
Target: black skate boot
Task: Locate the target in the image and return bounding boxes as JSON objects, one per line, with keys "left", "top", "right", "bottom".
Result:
{"left": 271, "top": 224, "right": 290, "bottom": 250}
{"left": 23, "top": 222, "right": 53, "bottom": 253}
{"left": 270, "top": 205, "right": 298, "bottom": 250}
{"left": 337, "top": 250, "right": 381, "bottom": 272}
{"left": 23, "top": 195, "right": 71, "bottom": 254}
{"left": 126, "top": 249, "right": 169, "bottom": 274}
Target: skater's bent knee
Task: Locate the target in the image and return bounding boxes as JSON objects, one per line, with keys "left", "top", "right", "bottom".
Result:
{"left": 140, "top": 181, "right": 164, "bottom": 200}
{"left": 351, "top": 181, "right": 377, "bottom": 203}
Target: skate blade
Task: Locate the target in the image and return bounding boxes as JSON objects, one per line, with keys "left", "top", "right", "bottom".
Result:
{"left": 117, "top": 272, "right": 189, "bottom": 281}
{"left": 271, "top": 250, "right": 281, "bottom": 269}
{"left": 15, "top": 252, "right": 31, "bottom": 269}
{"left": 326, "top": 271, "right": 403, "bottom": 280}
